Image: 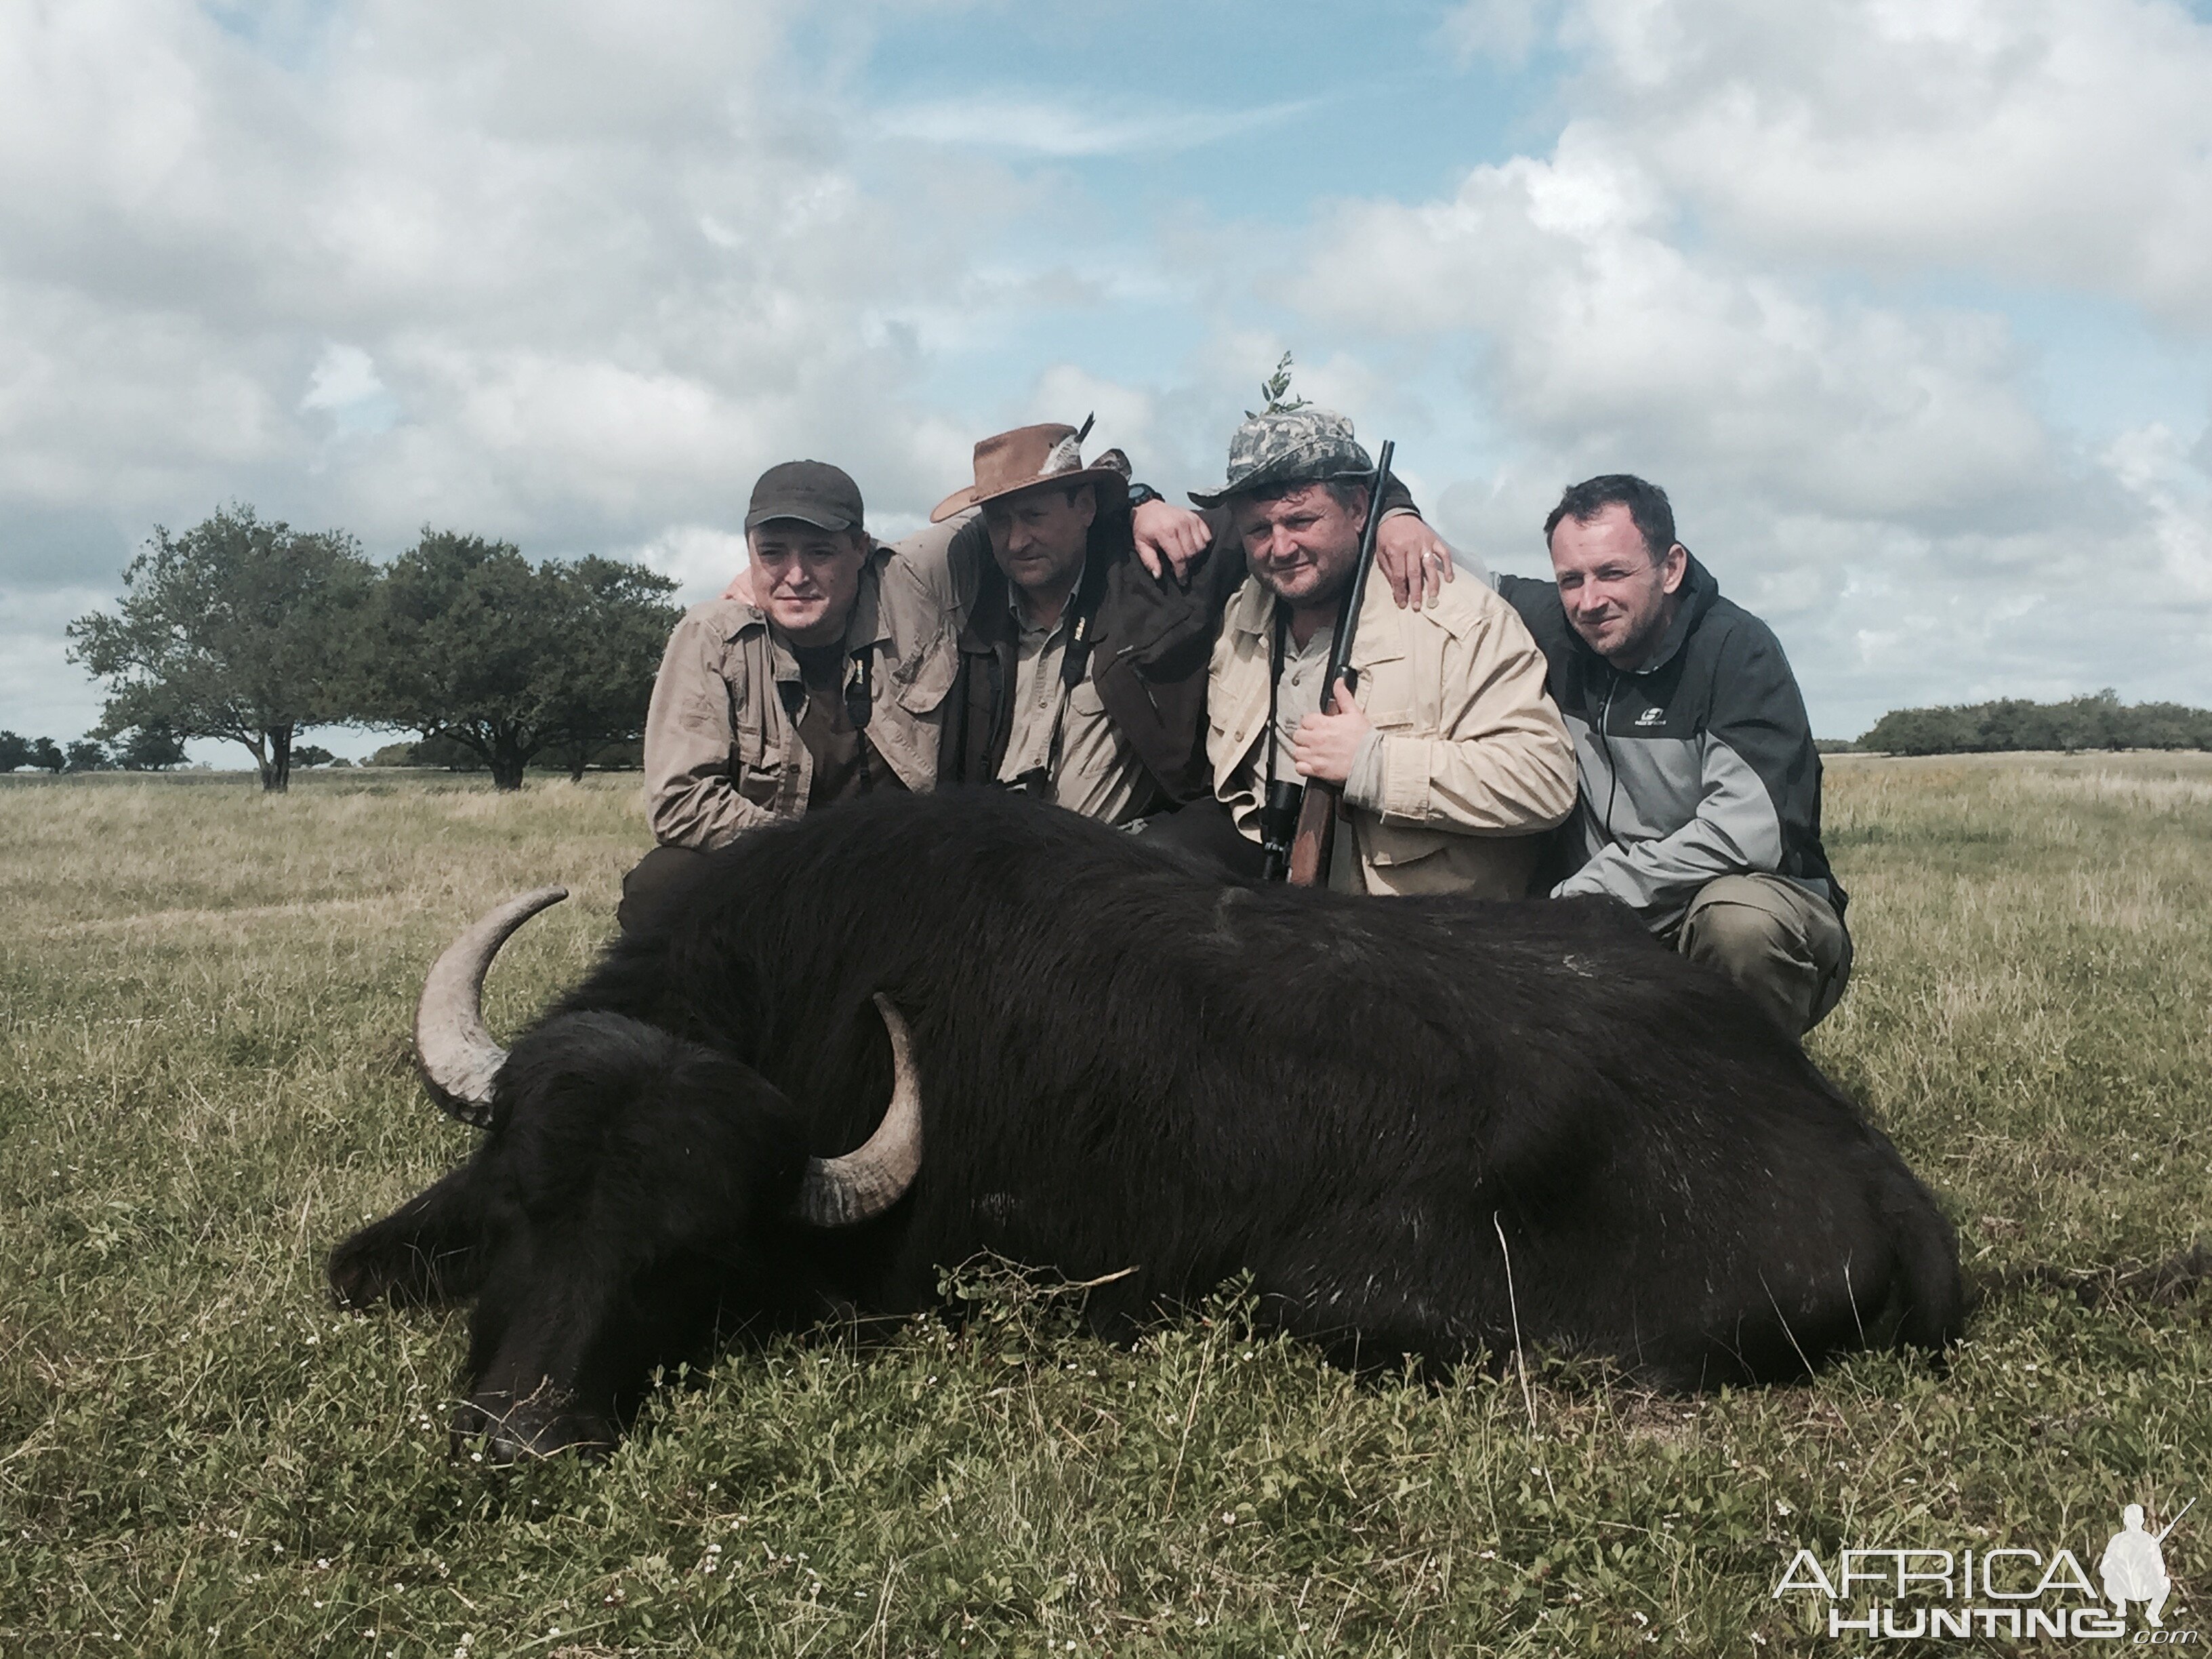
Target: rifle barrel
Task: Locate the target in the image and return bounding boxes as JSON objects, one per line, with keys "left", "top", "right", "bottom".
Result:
{"left": 1322, "top": 439, "right": 1395, "bottom": 705}
{"left": 2155, "top": 1497, "right": 2194, "bottom": 1542}
{"left": 1283, "top": 438, "right": 1396, "bottom": 889}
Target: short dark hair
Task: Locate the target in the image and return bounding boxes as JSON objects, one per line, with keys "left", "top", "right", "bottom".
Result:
{"left": 1543, "top": 474, "right": 1676, "bottom": 560}
{"left": 748, "top": 519, "right": 869, "bottom": 556}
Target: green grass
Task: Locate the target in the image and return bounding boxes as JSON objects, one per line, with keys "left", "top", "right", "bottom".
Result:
{"left": 3, "top": 757, "right": 2208, "bottom": 1657}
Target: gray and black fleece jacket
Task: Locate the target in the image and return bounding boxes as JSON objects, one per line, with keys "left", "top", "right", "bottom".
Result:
{"left": 1498, "top": 556, "right": 1845, "bottom": 932}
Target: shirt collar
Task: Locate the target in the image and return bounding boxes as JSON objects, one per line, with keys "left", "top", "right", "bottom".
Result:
{"left": 1005, "top": 556, "right": 1086, "bottom": 636}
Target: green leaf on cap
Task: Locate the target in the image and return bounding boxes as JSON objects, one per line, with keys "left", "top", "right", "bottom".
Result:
{"left": 1246, "top": 350, "right": 1311, "bottom": 419}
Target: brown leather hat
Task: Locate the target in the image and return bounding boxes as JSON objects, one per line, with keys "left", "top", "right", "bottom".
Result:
{"left": 929, "top": 419, "right": 1131, "bottom": 524}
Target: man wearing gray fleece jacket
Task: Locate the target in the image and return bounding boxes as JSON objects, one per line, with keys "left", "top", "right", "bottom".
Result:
{"left": 1497, "top": 474, "right": 1851, "bottom": 1036}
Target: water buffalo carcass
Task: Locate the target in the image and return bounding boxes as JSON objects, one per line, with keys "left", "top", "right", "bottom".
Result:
{"left": 330, "top": 789, "right": 1962, "bottom": 1458}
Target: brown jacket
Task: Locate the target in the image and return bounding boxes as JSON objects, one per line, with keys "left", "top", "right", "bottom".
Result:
{"left": 642, "top": 550, "right": 955, "bottom": 848}
{"left": 1208, "top": 564, "right": 1576, "bottom": 897}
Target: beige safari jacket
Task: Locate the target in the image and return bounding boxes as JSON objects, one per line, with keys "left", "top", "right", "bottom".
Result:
{"left": 1208, "top": 565, "right": 1576, "bottom": 897}
{"left": 642, "top": 550, "right": 956, "bottom": 849}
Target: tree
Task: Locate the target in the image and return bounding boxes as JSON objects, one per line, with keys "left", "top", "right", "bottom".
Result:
{"left": 0, "top": 731, "right": 33, "bottom": 772}
{"left": 64, "top": 739, "right": 109, "bottom": 772}
{"left": 1860, "top": 691, "right": 2212, "bottom": 755}
{"left": 539, "top": 557, "right": 687, "bottom": 781}
{"left": 30, "top": 737, "right": 66, "bottom": 774}
{"left": 358, "top": 532, "right": 678, "bottom": 790}
{"left": 111, "top": 723, "right": 190, "bottom": 771}
{"left": 292, "top": 743, "right": 337, "bottom": 769}
{"left": 67, "top": 504, "right": 375, "bottom": 792}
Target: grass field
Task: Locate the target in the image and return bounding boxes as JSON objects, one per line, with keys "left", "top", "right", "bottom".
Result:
{"left": 3, "top": 756, "right": 2209, "bottom": 1657}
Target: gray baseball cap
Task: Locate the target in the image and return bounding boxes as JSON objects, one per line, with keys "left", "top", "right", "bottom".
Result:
{"left": 745, "top": 459, "right": 863, "bottom": 533}
{"left": 1188, "top": 407, "right": 1374, "bottom": 508}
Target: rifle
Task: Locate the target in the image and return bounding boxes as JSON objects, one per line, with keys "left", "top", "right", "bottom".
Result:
{"left": 1283, "top": 438, "right": 1394, "bottom": 888}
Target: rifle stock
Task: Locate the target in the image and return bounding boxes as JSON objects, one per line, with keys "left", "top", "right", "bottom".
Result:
{"left": 1285, "top": 438, "right": 1395, "bottom": 889}
{"left": 1284, "top": 769, "right": 1340, "bottom": 886}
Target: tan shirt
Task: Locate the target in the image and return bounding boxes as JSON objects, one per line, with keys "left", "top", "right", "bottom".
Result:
{"left": 888, "top": 513, "right": 1153, "bottom": 825}
{"left": 642, "top": 552, "right": 955, "bottom": 849}
{"left": 1208, "top": 564, "right": 1577, "bottom": 897}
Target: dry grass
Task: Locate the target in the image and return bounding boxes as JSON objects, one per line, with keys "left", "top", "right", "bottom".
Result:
{"left": 2, "top": 758, "right": 2208, "bottom": 1656}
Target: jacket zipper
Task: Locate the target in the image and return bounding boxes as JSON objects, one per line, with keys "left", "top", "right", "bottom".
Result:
{"left": 1597, "top": 668, "right": 1622, "bottom": 844}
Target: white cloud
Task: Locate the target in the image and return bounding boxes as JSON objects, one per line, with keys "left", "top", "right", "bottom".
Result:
{"left": 1570, "top": 0, "right": 2212, "bottom": 328}
{"left": 626, "top": 524, "right": 752, "bottom": 607}
{"left": 873, "top": 94, "right": 1318, "bottom": 158}
{"left": 1439, "top": 0, "right": 1560, "bottom": 66}
{"left": 1276, "top": 1, "right": 2212, "bottom": 732}
{"left": 0, "top": 1, "right": 1006, "bottom": 556}
{"left": 4, "top": 0, "right": 2210, "bottom": 746}
{"left": 1292, "top": 131, "right": 2064, "bottom": 527}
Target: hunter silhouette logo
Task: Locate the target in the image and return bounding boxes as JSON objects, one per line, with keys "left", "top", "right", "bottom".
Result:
{"left": 2103, "top": 1501, "right": 2190, "bottom": 1629}
{"left": 1773, "top": 1499, "right": 2195, "bottom": 1642}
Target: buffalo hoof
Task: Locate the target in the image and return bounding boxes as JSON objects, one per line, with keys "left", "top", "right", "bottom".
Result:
{"left": 451, "top": 1389, "right": 617, "bottom": 1463}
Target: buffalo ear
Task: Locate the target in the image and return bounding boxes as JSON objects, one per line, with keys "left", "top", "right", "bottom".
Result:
{"left": 329, "top": 1164, "right": 487, "bottom": 1309}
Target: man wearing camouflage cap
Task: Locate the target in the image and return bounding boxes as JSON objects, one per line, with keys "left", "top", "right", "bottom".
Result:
{"left": 1200, "top": 409, "right": 1576, "bottom": 895}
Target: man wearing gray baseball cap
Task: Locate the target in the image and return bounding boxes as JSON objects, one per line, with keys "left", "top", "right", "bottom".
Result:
{"left": 1200, "top": 409, "right": 1576, "bottom": 895}
{"left": 622, "top": 459, "right": 953, "bottom": 929}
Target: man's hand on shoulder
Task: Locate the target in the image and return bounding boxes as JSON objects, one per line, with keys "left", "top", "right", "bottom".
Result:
{"left": 721, "top": 565, "right": 756, "bottom": 605}
{"left": 1376, "top": 512, "right": 1455, "bottom": 611}
{"left": 1131, "top": 498, "right": 1213, "bottom": 583}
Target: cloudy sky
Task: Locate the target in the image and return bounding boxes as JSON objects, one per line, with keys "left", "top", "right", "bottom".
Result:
{"left": 5, "top": 0, "right": 2210, "bottom": 755}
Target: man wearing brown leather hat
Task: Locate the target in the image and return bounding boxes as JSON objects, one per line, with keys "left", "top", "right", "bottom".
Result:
{"left": 623, "top": 459, "right": 952, "bottom": 928}
{"left": 886, "top": 416, "right": 1454, "bottom": 853}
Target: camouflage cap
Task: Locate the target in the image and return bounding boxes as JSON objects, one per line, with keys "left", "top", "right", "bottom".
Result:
{"left": 1187, "top": 407, "right": 1374, "bottom": 508}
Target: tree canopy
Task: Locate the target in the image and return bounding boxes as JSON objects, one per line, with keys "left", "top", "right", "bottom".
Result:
{"left": 356, "top": 531, "right": 678, "bottom": 790}
{"left": 66, "top": 505, "right": 375, "bottom": 792}
{"left": 1858, "top": 690, "right": 2212, "bottom": 755}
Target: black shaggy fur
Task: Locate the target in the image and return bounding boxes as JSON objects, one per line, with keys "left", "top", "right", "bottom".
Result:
{"left": 332, "top": 788, "right": 1963, "bottom": 1457}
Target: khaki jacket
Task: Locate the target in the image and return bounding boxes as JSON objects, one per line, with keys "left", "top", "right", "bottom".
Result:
{"left": 1208, "top": 565, "right": 1576, "bottom": 897}
{"left": 642, "top": 551, "right": 956, "bottom": 849}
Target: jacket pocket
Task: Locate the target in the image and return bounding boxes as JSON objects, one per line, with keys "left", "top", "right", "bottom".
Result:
{"left": 892, "top": 629, "right": 959, "bottom": 716}
{"left": 735, "top": 735, "right": 786, "bottom": 810}
{"left": 1360, "top": 820, "right": 1452, "bottom": 868}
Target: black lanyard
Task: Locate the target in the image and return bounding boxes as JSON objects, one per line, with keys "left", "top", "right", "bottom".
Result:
{"left": 779, "top": 646, "right": 876, "bottom": 791}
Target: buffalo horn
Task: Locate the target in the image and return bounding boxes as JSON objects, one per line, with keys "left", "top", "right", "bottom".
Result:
{"left": 413, "top": 886, "right": 569, "bottom": 1127}
{"left": 794, "top": 994, "right": 924, "bottom": 1227}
